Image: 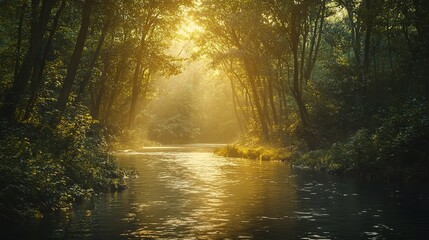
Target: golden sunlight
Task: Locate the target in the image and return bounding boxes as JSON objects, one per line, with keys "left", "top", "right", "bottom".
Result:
{"left": 176, "top": 8, "right": 204, "bottom": 39}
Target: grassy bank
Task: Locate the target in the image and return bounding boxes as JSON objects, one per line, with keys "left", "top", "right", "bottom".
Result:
{"left": 0, "top": 118, "right": 127, "bottom": 222}
{"left": 215, "top": 144, "right": 292, "bottom": 161}
{"left": 216, "top": 102, "right": 429, "bottom": 181}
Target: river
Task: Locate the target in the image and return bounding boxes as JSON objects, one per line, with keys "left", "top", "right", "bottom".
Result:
{"left": 4, "top": 144, "right": 429, "bottom": 239}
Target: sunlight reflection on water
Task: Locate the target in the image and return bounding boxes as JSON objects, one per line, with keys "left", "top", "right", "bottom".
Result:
{"left": 5, "top": 144, "right": 429, "bottom": 239}
{"left": 117, "top": 149, "right": 298, "bottom": 239}
{"left": 114, "top": 146, "right": 429, "bottom": 240}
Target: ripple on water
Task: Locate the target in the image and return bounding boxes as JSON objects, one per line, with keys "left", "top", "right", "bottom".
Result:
{"left": 300, "top": 233, "right": 331, "bottom": 240}
{"left": 11, "top": 146, "right": 429, "bottom": 240}
{"left": 122, "top": 212, "right": 137, "bottom": 222}
{"left": 292, "top": 209, "right": 330, "bottom": 222}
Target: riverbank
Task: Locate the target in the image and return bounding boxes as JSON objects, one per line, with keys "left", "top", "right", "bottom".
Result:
{"left": 214, "top": 144, "right": 292, "bottom": 161}
{"left": 216, "top": 141, "right": 429, "bottom": 181}
{"left": 0, "top": 118, "right": 127, "bottom": 222}
{"left": 217, "top": 125, "right": 429, "bottom": 181}
{"left": 216, "top": 102, "right": 429, "bottom": 181}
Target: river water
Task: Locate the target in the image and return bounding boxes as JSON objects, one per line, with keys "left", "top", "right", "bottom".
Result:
{"left": 5, "top": 144, "right": 429, "bottom": 239}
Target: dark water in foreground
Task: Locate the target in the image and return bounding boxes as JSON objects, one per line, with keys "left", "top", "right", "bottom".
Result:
{"left": 4, "top": 144, "right": 429, "bottom": 239}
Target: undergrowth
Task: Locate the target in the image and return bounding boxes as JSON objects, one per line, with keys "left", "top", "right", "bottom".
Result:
{"left": 0, "top": 115, "right": 127, "bottom": 222}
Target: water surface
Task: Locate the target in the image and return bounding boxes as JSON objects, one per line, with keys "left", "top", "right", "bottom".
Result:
{"left": 5, "top": 144, "right": 429, "bottom": 239}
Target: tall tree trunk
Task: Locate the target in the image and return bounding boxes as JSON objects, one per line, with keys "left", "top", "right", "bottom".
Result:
{"left": 226, "top": 60, "right": 250, "bottom": 129}
{"left": 13, "top": 2, "right": 27, "bottom": 82}
{"left": 246, "top": 90, "right": 258, "bottom": 128}
{"left": 128, "top": 64, "right": 146, "bottom": 128}
{"left": 23, "top": 0, "right": 66, "bottom": 120}
{"left": 230, "top": 79, "right": 245, "bottom": 134}
{"left": 1, "top": 0, "right": 55, "bottom": 119}
{"left": 293, "top": 48, "right": 310, "bottom": 128}
{"left": 343, "top": 1, "right": 361, "bottom": 65}
{"left": 290, "top": 5, "right": 311, "bottom": 128}
{"left": 305, "top": 0, "right": 325, "bottom": 81}
{"left": 103, "top": 54, "right": 128, "bottom": 122}
{"left": 267, "top": 77, "right": 279, "bottom": 126}
{"left": 276, "top": 60, "right": 288, "bottom": 120}
{"left": 54, "top": 0, "right": 94, "bottom": 123}
{"left": 77, "top": 19, "right": 110, "bottom": 101}
{"left": 128, "top": 30, "right": 147, "bottom": 128}
{"left": 262, "top": 80, "right": 272, "bottom": 129}
{"left": 243, "top": 60, "right": 270, "bottom": 141}
{"left": 363, "top": 0, "right": 373, "bottom": 75}
{"left": 91, "top": 53, "right": 111, "bottom": 120}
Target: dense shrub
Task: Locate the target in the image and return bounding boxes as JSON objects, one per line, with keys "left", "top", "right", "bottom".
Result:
{"left": 0, "top": 116, "right": 126, "bottom": 222}
{"left": 294, "top": 100, "right": 429, "bottom": 181}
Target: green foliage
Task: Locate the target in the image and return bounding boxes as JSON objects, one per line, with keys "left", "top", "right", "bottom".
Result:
{"left": 109, "top": 128, "right": 160, "bottom": 150}
{"left": 148, "top": 114, "right": 200, "bottom": 144}
{"left": 215, "top": 144, "right": 292, "bottom": 161}
{"left": 295, "top": 100, "right": 429, "bottom": 181}
{"left": 0, "top": 116, "right": 127, "bottom": 222}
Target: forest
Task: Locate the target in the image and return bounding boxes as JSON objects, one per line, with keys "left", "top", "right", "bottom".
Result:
{"left": 0, "top": 0, "right": 428, "bottom": 224}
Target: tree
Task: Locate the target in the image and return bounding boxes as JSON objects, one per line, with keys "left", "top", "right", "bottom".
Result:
{"left": 1, "top": 0, "right": 56, "bottom": 119}
{"left": 54, "top": 0, "right": 94, "bottom": 122}
{"left": 23, "top": 0, "right": 66, "bottom": 120}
